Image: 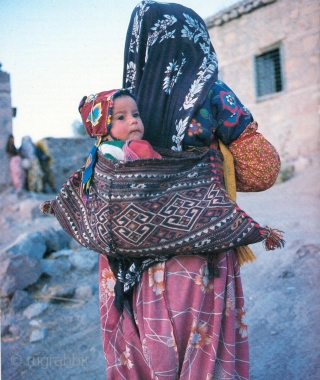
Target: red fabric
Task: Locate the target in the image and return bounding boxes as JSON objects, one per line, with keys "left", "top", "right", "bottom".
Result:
{"left": 79, "top": 89, "right": 118, "bottom": 137}
{"left": 99, "top": 252, "right": 249, "bottom": 379}
{"left": 229, "top": 121, "right": 281, "bottom": 192}
{"left": 128, "top": 140, "right": 162, "bottom": 159}
{"left": 10, "top": 156, "right": 26, "bottom": 191}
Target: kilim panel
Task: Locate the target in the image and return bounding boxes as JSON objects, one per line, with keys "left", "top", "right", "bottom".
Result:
{"left": 49, "top": 148, "right": 266, "bottom": 258}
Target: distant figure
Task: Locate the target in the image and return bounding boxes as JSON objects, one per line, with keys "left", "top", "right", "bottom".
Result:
{"left": 6, "top": 134, "right": 26, "bottom": 192}
{"left": 20, "top": 136, "right": 43, "bottom": 192}
{"left": 35, "top": 141, "right": 56, "bottom": 193}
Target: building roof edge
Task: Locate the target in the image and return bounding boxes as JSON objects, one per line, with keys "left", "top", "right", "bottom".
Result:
{"left": 205, "top": 0, "right": 277, "bottom": 28}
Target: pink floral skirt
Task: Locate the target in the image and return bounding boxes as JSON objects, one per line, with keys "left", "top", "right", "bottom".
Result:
{"left": 10, "top": 156, "right": 26, "bottom": 191}
{"left": 99, "top": 251, "right": 249, "bottom": 380}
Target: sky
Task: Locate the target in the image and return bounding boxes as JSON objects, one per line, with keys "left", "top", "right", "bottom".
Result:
{"left": 1, "top": 0, "right": 238, "bottom": 146}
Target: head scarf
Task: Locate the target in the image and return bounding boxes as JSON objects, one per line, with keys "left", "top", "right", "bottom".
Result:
{"left": 20, "top": 136, "right": 36, "bottom": 159}
{"left": 78, "top": 88, "right": 136, "bottom": 138}
{"left": 122, "top": 0, "right": 218, "bottom": 151}
{"left": 6, "top": 134, "right": 18, "bottom": 157}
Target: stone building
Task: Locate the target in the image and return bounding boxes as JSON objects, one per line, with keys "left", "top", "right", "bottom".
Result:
{"left": 38, "top": 137, "right": 93, "bottom": 190}
{"left": 0, "top": 65, "right": 14, "bottom": 191}
{"left": 206, "top": 0, "right": 320, "bottom": 163}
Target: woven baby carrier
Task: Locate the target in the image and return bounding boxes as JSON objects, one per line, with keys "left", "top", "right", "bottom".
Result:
{"left": 41, "top": 147, "right": 284, "bottom": 259}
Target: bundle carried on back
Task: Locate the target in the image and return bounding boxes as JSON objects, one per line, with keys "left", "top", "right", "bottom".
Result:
{"left": 40, "top": 147, "right": 284, "bottom": 260}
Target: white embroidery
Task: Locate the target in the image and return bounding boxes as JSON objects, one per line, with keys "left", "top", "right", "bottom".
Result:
{"left": 163, "top": 54, "right": 186, "bottom": 94}
{"left": 172, "top": 13, "right": 218, "bottom": 150}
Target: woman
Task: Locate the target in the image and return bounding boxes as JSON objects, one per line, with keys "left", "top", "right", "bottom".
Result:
{"left": 20, "top": 136, "right": 43, "bottom": 192}
{"left": 35, "top": 141, "right": 57, "bottom": 193}
{"left": 6, "top": 134, "right": 26, "bottom": 192}
{"left": 98, "top": 2, "right": 258, "bottom": 379}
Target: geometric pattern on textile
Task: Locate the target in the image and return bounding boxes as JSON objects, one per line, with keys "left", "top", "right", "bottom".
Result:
{"left": 50, "top": 148, "right": 265, "bottom": 258}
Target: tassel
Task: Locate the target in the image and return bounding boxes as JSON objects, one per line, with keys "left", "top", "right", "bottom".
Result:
{"left": 39, "top": 200, "right": 55, "bottom": 216}
{"left": 261, "top": 226, "right": 285, "bottom": 251}
{"left": 218, "top": 139, "right": 257, "bottom": 265}
{"left": 236, "top": 246, "right": 257, "bottom": 266}
{"left": 82, "top": 136, "right": 102, "bottom": 198}
{"left": 219, "top": 140, "right": 237, "bottom": 202}
{"left": 206, "top": 257, "right": 220, "bottom": 278}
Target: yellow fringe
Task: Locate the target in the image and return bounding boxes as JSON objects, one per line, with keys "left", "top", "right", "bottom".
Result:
{"left": 218, "top": 140, "right": 236, "bottom": 202}
{"left": 235, "top": 246, "right": 257, "bottom": 266}
{"left": 218, "top": 140, "right": 256, "bottom": 266}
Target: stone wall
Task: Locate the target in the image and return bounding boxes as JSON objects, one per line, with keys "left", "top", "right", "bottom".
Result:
{"left": 39, "top": 137, "right": 94, "bottom": 191}
{"left": 0, "top": 68, "right": 13, "bottom": 191}
{"left": 207, "top": 0, "right": 320, "bottom": 163}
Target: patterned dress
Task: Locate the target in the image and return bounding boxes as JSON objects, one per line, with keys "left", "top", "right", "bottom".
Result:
{"left": 6, "top": 135, "right": 26, "bottom": 191}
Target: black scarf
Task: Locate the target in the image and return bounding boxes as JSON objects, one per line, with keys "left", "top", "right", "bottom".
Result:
{"left": 111, "top": 1, "right": 220, "bottom": 313}
{"left": 122, "top": 0, "right": 218, "bottom": 151}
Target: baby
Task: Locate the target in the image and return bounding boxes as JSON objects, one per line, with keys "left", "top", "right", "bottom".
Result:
{"left": 79, "top": 88, "right": 161, "bottom": 162}
{"left": 78, "top": 88, "right": 161, "bottom": 193}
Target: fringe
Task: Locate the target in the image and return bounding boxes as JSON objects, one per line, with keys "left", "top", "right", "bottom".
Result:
{"left": 261, "top": 226, "right": 285, "bottom": 251}
{"left": 219, "top": 139, "right": 256, "bottom": 265}
{"left": 219, "top": 140, "right": 236, "bottom": 202}
{"left": 39, "top": 200, "right": 55, "bottom": 216}
{"left": 236, "top": 246, "right": 257, "bottom": 266}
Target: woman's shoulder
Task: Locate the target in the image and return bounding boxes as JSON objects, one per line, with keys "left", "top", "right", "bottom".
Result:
{"left": 209, "top": 80, "right": 234, "bottom": 95}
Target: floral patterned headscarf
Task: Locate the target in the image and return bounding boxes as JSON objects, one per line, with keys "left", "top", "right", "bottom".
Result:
{"left": 122, "top": 0, "right": 218, "bottom": 151}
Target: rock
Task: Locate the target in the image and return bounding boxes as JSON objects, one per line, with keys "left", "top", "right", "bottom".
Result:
{"left": 41, "top": 284, "right": 48, "bottom": 294}
{"left": 1, "top": 323, "right": 21, "bottom": 340}
{"left": 47, "top": 285, "right": 75, "bottom": 299}
{"left": 280, "top": 270, "right": 295, "bottom": 278}
{"left": 29, "top": 327, "right": 48, "bottom": 343}
{"left": 0, "top": 296, "right": 11, "bottom": 315}
{"left": 294, "top": 156, "right": 311, "bottom": 172}
{"left": 8, "top": 324, "right": 21, "bottom": 338}
{"left": 18, "top": 198, "right": 44, "bottom": 219}
{"left": 0, "top": 255, "right": 42, "bottom": 297}
{"left": 11, "top": 290, "right": 33, "bottom": 312}
{"left": 296, "top": 244, "right": 320, "bottom": 258}
{"left": 29, "top": 319, "right": 42, "bottom": 327}
{"left": 1, "top": 315, "right": 12, "bottom": 335}
{"left": 68, "top": 248, "right": 99, "bottom": 272}
{"left": 74, "top": 285, "right": 94, "bottom": 300}
{"left": 69, "top": 238, "right": 84, "bottom": 251}
{"left": 40, "top": 227, "right": 71, "bottom": 253}
{"left": 1, "top": 314, "right": 19, "bottom": 334}
{"left": 41, "top": 258, "right": 71, "bottom": 277}
{"left": 50, "top": 249, "right": 74, "bottom": 259}
{"left": 23, "top": 302, "right": 50, "bottom": 319}
{"left": 1, "top": 231, "right": 46, "bottom": 260}
{"left": 1, "top": 323, "right": 10, "bottom": 336}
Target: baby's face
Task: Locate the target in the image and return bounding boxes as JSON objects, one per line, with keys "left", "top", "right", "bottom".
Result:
{"left": 108, "top": 96, "right": 144, "bottom": 141}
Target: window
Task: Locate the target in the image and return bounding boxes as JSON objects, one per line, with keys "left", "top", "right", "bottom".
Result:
{"left": 255, "top": 47, "right": 283, "bottom": 98}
